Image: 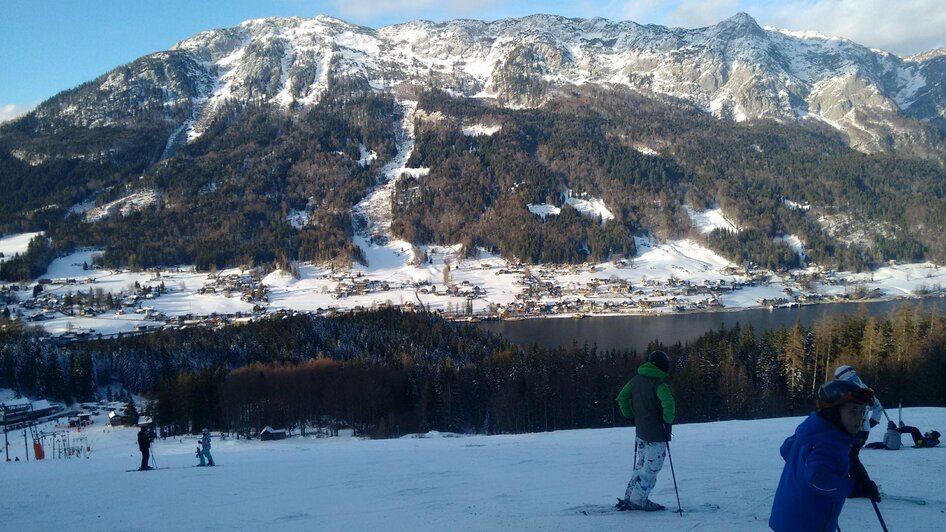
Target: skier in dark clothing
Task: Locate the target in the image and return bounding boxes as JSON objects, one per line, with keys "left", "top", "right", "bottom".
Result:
{"left": 137, "top": 426, "right": 153, "bottom": 470}
{"left": 865, "top": 422, "right": 941, "bottom": 449}
{"left": 770, "top": 380, "right": 879, "bottom": 531}
{"left": 897, "top": 424, "right": 940, "bottom": 448}
{"left": 615, "top": 350, "right": 676, "bottom": 512}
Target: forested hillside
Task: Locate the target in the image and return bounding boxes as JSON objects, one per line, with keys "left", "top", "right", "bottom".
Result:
{"left": 396, "top": 88, "right": 946, "bottom": 271}
{"left": 2, "top": 305, "right": 945, "bottom": 437}
{"left": 4, "top": 84, "right": 946, "bottom": 280}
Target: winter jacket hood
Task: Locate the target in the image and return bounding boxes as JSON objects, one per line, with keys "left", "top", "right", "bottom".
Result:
{"left": 770, "top": 412, "right": 857, "bottom": 532}
{"left": 637, "top": 361, "right": 668, "bottom": 379}
{"left": 615, "top": 362, "right": 675, "bottom": 442}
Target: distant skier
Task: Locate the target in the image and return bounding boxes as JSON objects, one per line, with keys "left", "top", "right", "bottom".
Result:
{"left": 197, "top": 428, "right": 215, "bottom": 466}
{"left": 137, "top": 426, "right": 153, "bottom": 470}
{"left": 615, "top": 350, "right": 676, "bottom": 511}
{"left": 770, "top": 380, "right": 880, "bottom": 531}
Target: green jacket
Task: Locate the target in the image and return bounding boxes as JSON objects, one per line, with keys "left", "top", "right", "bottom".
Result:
{"left": 616, "top": 361, "right": 676, "bottom": 442}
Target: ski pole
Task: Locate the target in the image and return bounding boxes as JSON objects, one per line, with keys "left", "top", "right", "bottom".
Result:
{"left": 633, "top": 440, "right": 638, "bottom": 466}
{"left": 875, "top": 404, "right": 893, "bottom": 424}
{"left": 665, "top": 440, "right": 683, "bottom": 517}
{"left": 871, "top": 499, "right": 888, "bottom": 532}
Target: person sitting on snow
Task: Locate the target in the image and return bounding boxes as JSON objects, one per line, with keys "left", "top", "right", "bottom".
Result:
{"left": 884, "top": 420, "right": 903, "bottom": 449}
{"left": 897, "top": 424, "right": 940, "bottom": 448}
{"left": 865, "top": 421, "right": 941, "bottom": 450}
{"left": 197, "top": 428, "right": 215, "bottom": 466}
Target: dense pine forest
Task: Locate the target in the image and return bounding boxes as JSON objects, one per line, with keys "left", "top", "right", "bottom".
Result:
{"left": 2, "top": 305, "right": 945, "bottom": 438}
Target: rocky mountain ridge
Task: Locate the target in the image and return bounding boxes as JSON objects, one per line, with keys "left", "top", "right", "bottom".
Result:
{"left": 13, "top": 12, "right": 946, "bottom": 158}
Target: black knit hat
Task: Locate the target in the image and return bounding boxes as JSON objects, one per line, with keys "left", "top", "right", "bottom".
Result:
{"left": 648, "top": 350, "right": 670, "bottom": 373}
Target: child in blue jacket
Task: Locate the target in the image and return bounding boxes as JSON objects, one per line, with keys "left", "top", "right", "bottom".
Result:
{"left": 769, "top": 380, "right": 880, "bottom": 531}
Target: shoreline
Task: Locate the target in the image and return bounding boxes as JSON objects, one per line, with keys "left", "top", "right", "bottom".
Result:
{"left": 453, "top": 293, "right": 946, "bottom": 323}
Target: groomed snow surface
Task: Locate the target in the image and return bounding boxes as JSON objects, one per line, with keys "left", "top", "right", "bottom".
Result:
{"left": 528, "top": 191, "right": 614, "bottom": 224}
{"left": 685, "top": 205, "right": 739, "bottom": 235}
{"left": 2, "top": 404, "right": 944, "bottom": 530}
{"left": 0, "top": 232, "right": 43, "bottom": 264}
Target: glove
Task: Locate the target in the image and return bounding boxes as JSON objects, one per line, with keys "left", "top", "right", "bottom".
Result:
{"left": 853, "top": 430, "right": 869, "bottom": 452}
{"left": 849, "top": 479, "right": 881, "bottom": 502}
{"left": 869, "top": 418, "right": 879, "bottom": 428}
{"left": 887, "top": 421, "right": 897, "bottom": 430}
{"left": 664, "top": 423, "right": 672, "bottom": 442}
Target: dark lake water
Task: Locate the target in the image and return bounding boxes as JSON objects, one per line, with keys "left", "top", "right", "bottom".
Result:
{"left": 477, "top": 298, "right": 946, "bottom": 353}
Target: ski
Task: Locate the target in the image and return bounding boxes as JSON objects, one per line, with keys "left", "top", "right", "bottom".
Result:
{"left": 571, "top": 500, "right": 717, "bottom": 516}
{"left": 882, "top": 494, "right": 926, "bottom": 505}
{"left": 125, "top": 467, "right": 170, "bottom": 472}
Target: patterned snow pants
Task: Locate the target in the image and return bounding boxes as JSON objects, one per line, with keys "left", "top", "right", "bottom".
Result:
{"left": 624, "top": 437, "right": 667, "bottom": 505}
{"left": 199, "top": 446, "right": 214, "bottom": 466}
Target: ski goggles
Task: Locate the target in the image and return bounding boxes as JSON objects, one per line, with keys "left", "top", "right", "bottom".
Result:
{"left": 818, "top": 388, "right": 875, "bottom": 409}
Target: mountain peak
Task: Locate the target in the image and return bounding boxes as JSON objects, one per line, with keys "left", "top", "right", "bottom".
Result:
{"left": 907, "top": 48, "right": 946, "bottom": 63}
{"left": 705, "top": 12, "right": 766, "bottom": 42}
{"left": 722, "top": 12, "right": 759, "bottom": 27}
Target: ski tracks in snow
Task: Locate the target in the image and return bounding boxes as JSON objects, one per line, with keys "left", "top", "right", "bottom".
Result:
{"left": 352, "top": 99, "right": 423, "bottom": 245}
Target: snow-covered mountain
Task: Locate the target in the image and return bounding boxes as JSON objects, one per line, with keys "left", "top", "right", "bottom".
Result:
{"left": 23, "top": 13, "right": 946, "bottom": 156}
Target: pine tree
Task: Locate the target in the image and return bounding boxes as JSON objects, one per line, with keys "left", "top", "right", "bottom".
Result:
{"left": 124, "top": 399, "right": 139, "bottom": 426}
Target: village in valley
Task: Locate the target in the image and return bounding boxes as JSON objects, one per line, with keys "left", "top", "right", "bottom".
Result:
{"left": 2, "top": 229, "right": 944, "bottom": 340}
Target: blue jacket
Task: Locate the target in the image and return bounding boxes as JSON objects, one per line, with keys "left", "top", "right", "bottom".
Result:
{"left": 769, "top": 412, "right": 857, "bottom": 532}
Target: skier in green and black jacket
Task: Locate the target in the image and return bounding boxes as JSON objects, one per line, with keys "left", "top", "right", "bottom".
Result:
{"left": 615, "top": 350, "right": 676, "bottom": 511}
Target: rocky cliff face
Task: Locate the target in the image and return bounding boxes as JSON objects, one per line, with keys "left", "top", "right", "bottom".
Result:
{"left": 8, "top": 13, "right": 946, "bottom": 157}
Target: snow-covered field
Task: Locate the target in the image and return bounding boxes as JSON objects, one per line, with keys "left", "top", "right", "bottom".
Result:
{"left": 2, "top": 403, "right": 943, "bottom": 531}
{"left": 0, "top": 232, "right": 43, "bottom": 264}
{"left": 685, "top": 205, "right": 739, "bottom": 234}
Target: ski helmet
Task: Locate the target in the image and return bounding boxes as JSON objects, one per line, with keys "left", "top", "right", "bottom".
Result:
{"left": 834, "top": 365, "right": 856, "bottom": 380}
{"left": 648, "top": 350, "right": 670, "bottom": 373}
{"left": 817, "top": 380, "right": 874, "bottom": 410}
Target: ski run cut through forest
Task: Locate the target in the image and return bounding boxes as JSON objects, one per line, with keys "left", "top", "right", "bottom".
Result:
{"left": 1, "top": 401, "right": 944, "bottom": 531}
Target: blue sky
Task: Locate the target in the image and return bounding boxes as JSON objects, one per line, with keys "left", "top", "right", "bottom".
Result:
{"left": 2, "top": 0, "right": 945, "bottom": 122}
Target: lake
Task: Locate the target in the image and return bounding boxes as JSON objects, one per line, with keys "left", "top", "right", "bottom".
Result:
{"left": 477, "top": 298, "right": 946, "bottom": 353}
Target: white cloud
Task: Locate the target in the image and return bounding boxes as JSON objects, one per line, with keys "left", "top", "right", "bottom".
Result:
{"left": 606, "top": 0, "right": 945, "bottom": 55}
{"left": 615, "top": 0, "right": 667, "bottom": 24}
{"left": 332, "top": 0, "right": 501, "bottom": 23}
{"left": 759, "top": 0, "right": 946, "bottom": 56}
{"left": 665, "top": 0, "right": 740, "bottom": 29}
{"left": 0, "top": 103, "right": 34, "bottom": 124}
